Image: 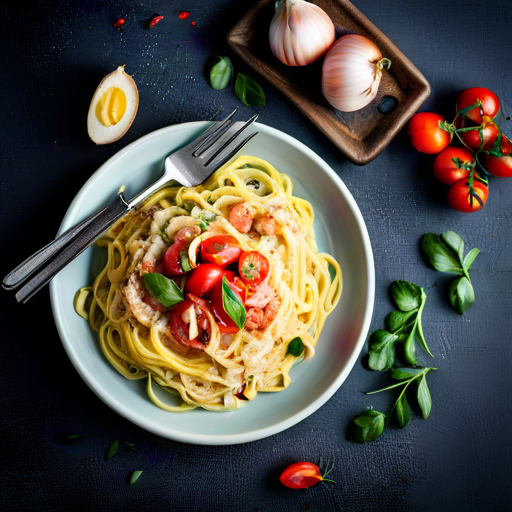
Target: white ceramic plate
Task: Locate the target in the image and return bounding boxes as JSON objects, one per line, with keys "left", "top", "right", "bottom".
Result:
{"left": 50, "top": 122, "right": 375, "bottom": 445}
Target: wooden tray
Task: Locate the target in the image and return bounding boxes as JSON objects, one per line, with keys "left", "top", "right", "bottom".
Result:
{"left": 227, "top": 0, "right": 431, "bottom": 165}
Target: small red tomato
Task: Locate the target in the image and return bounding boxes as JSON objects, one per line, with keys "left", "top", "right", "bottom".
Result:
{"left": 448, "top": 178, "right": 489, "bottom": 213}
{"left": 459, "top": 117, "right": 499, "bottom": 151}
{"left": 209, "top": 271, "right": 245, "bottom": 333}
{"left": 433, "top": 147, "right": 474, "bottom": 185}
{"left": 408, "top": 113, "right": 451, "bottom": 154}
{"left": 456, "top": 87, "right": 500, "bottom": 124}
{"left": 201, "top": 235, "right": 242, "bottom": 266}
{"left": 228, "top": 203, "right": 253, "bottom": 233}
{"left": 185, "top": 264, "right": 224, "bottom": 297}
{"left": 482, "top": 135, "right": 512, "bottom": 177}
{"left": 162, "top": 226, "right": 200, "bottom": 276}
{"left": 238, "top": 252, "right": 269, "bottom": 285}
{"left": 168, "top": 298, "right": 212, "bottom": 350}
{"left": 280, "top": 462, "right": 334, "bottom": 489}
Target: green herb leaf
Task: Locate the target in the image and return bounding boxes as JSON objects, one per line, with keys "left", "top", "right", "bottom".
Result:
{"left": 390, "top": 366, "right": 426, "bottom": 381}
{"left": 390, "top": 280, "right": 422, "bottom": 312}
{"left": 222, "top": 276, "right": 246, "bottom": 330}
{"left": 442, "top": 231, "right": 465, "bottom": 263}
{"left": 206, "top": 55, "right": 233, "bottom": 91}
{"left": 286, "top": 337, "right": 304, "bottom": 357}
{"left": 180, "top": 251, "right": 191, "bottom": 273}
{"left": 417, "top": 375, "right": 432, "bottom": 419}
{"left": 463, "top": 247, "right": 480, "bottom": 271}
{"left": 415, "top": 290, "right": 433, "bottom": 357}
{"left": 394, "top": 392, "right": 410, "bottom": 428}
{"left": 106, "top": 440, "right": 119, "bottom": 461}
{"left": 385, "top": 309, "right": 417, "bottom": 333}
{"left": 142, "top": 273, "right": 184, "bottom": 308}
{"left": 61, "top": 433, "right": 84, "bottom": 445}
{"left": 351, "top": 410, "right": 386, "bottom": 443}
{"left": 198, "top": 219, "right": 209, "bottom": 231}
{"left": 403, "top": 324, "right": 417, "bottom": 366}
{"left": 421, "top": 233, "right": 464, "bottom": 275}
{"left": 129, "top": 470, "right": 143, "bottom": 485}
{"left": 449, "top": 276, "right": 475, "bottom": 315}
{"left": 368, "top": 330, "right": 399, "bottom": 371}
{"left": 235, "top": 73, "right": 266, "bottom": 107}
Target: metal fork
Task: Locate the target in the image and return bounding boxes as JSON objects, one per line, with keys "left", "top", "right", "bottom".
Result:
{"left": 4, "top": 110, "right": 259, "bottom": 303}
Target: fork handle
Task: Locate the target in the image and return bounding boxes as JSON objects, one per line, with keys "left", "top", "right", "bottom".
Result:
{"left": 14, "top": 195, "right": 130, "bottom": 303}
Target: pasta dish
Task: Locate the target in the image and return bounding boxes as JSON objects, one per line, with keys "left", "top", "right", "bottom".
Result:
{"left": 75, "top": 155, "right": 342, "bottom": 412}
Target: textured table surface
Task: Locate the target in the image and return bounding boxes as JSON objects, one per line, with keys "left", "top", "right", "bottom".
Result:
{"left": 1, "top": 0, "right": 511, "bottom": 510}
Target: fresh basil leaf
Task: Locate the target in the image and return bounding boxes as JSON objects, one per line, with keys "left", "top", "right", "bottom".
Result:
{"left": 417, "top": 375, "right": 432, "bottom": 419}
{"left": 403, "top": 324, "right": 417, "bottom": 366}
{"left": 206, "top": 55, "right": 233, "bottom": 91}
{"left": 142, "top": 273, "right": 184, "bottom": 308}
{"left": 106, "top": 440, "right": 119, "bottom": 461}
{"left": 385, "top": 309, "right": 417, "bottom": 333}
{"left": 180, "top": 251, "right": 191, "bottom": 272}
{"left": 368, "top": 330, "right": 399, "bottom": 371}
{"left": 222, "top": 276, "right": 246, "bottom": 330}
{"left": 235, "top": 73, "right": 266, "bottom": 107}
{"left": 351, "top": 410, "right": 386, "bottom": 443}
{"left": 129, "top": 470, "right": 143, "bottom": 485}
{"left": 286, "top": 337, "right": 304, "bottom": 357}
{"left": 390, "top": 281, "right": 422, "bottom": 312}
{"left": 421, "top": 233, "right": 464, "bottom": 275}
{"left": 449, "top": 276, "right": 475, "bottom": 315}
{"left": 463, "top": 247, "right": 480, "bottom": 271}
{"left": 391, "top": 366, "right": 425, "bottom": 381}
{"left": 442, "top": 231, "right": 465, "bottom": 263}
{"left": 394, "top": 393, "right": 410, "bottom": 428}
{"left": 61, "top": 433, "right": 84, "bottom": 445}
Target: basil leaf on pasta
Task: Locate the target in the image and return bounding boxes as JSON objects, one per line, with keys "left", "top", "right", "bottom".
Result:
{"left": 222, "top": 276, "right": 246, "bottom": 330}
{"left": 286, "top": 337, "right": 304, "bottom": 357}
{"left": 142, "top": 273, "right": 184, "bottom": 308}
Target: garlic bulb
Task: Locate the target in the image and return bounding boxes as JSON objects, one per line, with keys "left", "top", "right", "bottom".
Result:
{"left": 269, "top": 0, "right": 335, "bottom": 67}
{"left": 321, "top": 34, "right": 391, "bottom": 112}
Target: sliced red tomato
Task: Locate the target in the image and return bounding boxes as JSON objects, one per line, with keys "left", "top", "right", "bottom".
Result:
{"left": 238, "top": 252, "right": 269, "bottom": 285}
{"left": 482, "top": 134, "right": 512, "bottom": 178}
{"left": 407, "top": 112, "right": 451, "bottom": 154}
{"left": 168, "top": 297, "right": 212, "bottom": 350}
{"left": 458, "top": 117, "right": 499, "bottom": 151}
{"left": 208, "top": 271, "right": 246, "bottom": 334}
{"left": 184, "top": 263, "right": 224, "bottom": 297}
{"left": 228, "top": 203, "right": 253, "bottom": 233}
{"left": 456, "top": 87, "right": 500, "bottom": 124}
{"left": 279, "top": 462, "right": 324, "bottom": 489}
{"left": 201, "top": 235, "right": 242, "bottom": 266}
{"left": 162, "top": 226, "right": 200, "bottom": 276}
{"left": 433, "top": 147, "right": 474, "bottom": 185}
{"left": 448, "top": 178, "right": 489, "bottom": 213}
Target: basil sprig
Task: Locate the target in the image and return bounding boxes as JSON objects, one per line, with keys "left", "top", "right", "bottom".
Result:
{"left": 206, "top": 55, "right": 233, "bottom": 91}
{"left": 221, "top": 276, "right": 246, "bottom": 330}
{"left": 422, "top": 231, "right": 480, "bottom": 314}
{"left": 235, "top": 73, "right": 266, "bottom": 107}
{"left": 286, "top": 337, "right": 304, "bottom": 357}
{"left": 368, "top": 281, "right": 432, "bottom": 370}
{"left": 142, "top": 273, "right": 184, "bottom": 308}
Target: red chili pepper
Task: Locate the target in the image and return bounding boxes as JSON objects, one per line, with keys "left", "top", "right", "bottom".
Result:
{"left": 113, "top": 18, "right": 125, "bottom": 28}
{"left": 179, "top": 12, "right": 190, "bottom": 19}
{"left": 191, "top": 21, "right": 196, "bottom": 26}
{"left": 149, "top": 15, "right": 163, "bottom": 28}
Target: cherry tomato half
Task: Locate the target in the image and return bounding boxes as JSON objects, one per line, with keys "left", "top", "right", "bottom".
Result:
{"left": 433, "top": 147, "right": 474, "bottom": 185}
{"left": 201, "top": 235, "right": 242, "bottom": 266}
{"left": 456, "top": 87, "right": 500, "bottom": 124}
{"left": 163, "top": 226, "right": 200, "bottom": 276}
{"left": 482, "top": 134, "right": 512, "bottom": 178}
{"left": 168, "top": 298, "right": 212, "bottom": 350}
{"left": 408, "top": 112, "right": 451, "bottom": 154}
{"left": 228, "top": 203, "right": 253, "bottom": 233}
{"left": 279, "top": 462, "right": 324, "bottom": 489}
{"left": 209, "top": 271, "right": 246, "bottom": 333}
{"left": 184, "top": 263, "right": 224, "bottom": 297}
{"left": 448, "top": 178, "right": 489, "bottom": 213}
{"left": 238, "top": 252, "right": 270, "bottom": 285}
{"left": 459, "top": 117, "right": 499, "bottom": 151}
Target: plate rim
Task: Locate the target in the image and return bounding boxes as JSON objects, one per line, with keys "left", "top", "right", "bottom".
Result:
{"left": 49, "top": 121, "right": 375, "bottom": 445}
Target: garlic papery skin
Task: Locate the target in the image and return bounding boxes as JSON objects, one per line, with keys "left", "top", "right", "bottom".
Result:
{"left": 269, "top": 0, "right": 335, "bottom": 67}
{"left": 321, "top": 34, "right": 392, "bottom": 112}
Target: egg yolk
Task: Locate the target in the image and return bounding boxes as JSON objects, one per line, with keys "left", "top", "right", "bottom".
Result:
{"left": 95, "top": 87, "right": 127, "bottom": 127}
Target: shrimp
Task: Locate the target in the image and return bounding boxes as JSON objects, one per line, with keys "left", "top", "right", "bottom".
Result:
{"left": 229, "top": 203, "right": 253, "bottom": 233}
{"left": 245, "top": 298, "right": 281, "bottom": 331}
{"left": 140, "top": 234, "right": 167, "bottom": 275}
{"left": 254, "top": 216, "right": 278, "bottom": 236}
{"left": 245, "top": 282, "right": 276, "bottom": 308}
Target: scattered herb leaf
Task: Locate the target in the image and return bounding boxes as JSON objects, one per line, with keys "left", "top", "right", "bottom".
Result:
{"left": 235, "top": 73, "right": 266, "bottom": 107}
{"left": 394, "top": 392, "right": 410, "bottom": 428}
{"left": 417, "top": 375, "right": 432, "bottom": 419}
{"left": 142, "top": 273, "right": 184, "bottom": 308}
{"left": 449, "top": 276, "right": 475, "bottom": 314}
{"left": 206, "top": 55, "right": 233, "bottom": 91}
{"left": 368, "top": 330, "right": 399, "bottom": 371}
{"left": 286, "top": 337, "right": 305, "bottom": 357}
{"left": 129, "top": 470, "right": 143, "bottom": 484}
{"left": 61, "top": 433, "right": 84, "bottom": 445}
{"left": 180, "top": 251, "right": 191, "bottom": 273}
{"left": 351, "top": 409, "right": 386, "bottom": 444}
{"left": 106, "top": 440, "right": 119, "bottom": 461}
{"left": 391, "top": 280, "right": 422, "bottom": 312}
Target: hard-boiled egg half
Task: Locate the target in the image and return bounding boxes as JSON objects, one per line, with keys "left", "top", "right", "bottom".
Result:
{"left": 87, "top": 66, "right": 138, "bottom": 144}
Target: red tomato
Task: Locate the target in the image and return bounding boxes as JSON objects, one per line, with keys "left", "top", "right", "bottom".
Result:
{"left": 209, "top": 272, "right": 246, "bottom": 333}
{"left": 448, "top": 178, "right": 489, "bottom": 213}
{"left": 482, "top": 134, "right": 512, "bottom": 178}
{"left": 238, "top": 252, "right": 269, "bottom": 285}
{"left": 433, "top": 147, "right": 474, "bottom": 185}
{"left": 228, "top": 203, "right": 253, "bottom": 233}
{"left": 168, "top": 298, "right": 212, "bottom": 350}
{"left": 201, "top": 235, "right": 242, "bottom": 266}
{"left": 280, "top": 462, "right": 325, "bottom": 489}
{"left": 459, "top": 117, "right": 499, "bottom": 151}
{"left": 408, "top": 112, "right": 451, "bottom": 154}
{"left": 456, "top": 87, "right": 500, "bottom": 124}
{"left": 162, "top": 226, "right": 200, "bottom": 276}
{"left": 184, "top": 264, "right": 224, "bottom": 297}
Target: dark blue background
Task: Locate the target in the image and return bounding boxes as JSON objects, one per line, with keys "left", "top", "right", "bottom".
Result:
{"left": 1, "top": 0, "right": 511, "bottom": 510}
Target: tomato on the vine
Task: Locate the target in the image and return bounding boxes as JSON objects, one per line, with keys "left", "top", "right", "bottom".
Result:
{"left": 279, "top": 462, "right": 335, "bottom": 489}
{"left": 482, "top": 134, "right": 512, "bottom": 178}
{"left": 456, "top": 87, "right": 500, "bottom": 124}
{"left": 448, "top": 178, "right": 489, "bottom": 213}
{"left": 407, "top": 112, "right": 451, "bottom": 154}
{"left": 433, "top": 147, "right": 474, "bottom": 185}
{"left": 458, "top": 117, "right": 499, "bottom": 151}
